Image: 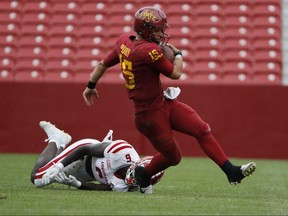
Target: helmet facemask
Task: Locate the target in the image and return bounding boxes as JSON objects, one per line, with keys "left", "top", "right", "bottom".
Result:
{"left": 124, "top": 156, "right": 164, "bottom": 187}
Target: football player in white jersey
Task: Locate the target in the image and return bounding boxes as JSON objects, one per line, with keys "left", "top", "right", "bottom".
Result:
{"left": 30, "top": 121, "right": 164, "bottom": 193}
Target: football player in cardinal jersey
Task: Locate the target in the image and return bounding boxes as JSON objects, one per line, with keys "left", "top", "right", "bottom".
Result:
{"left": 82, "top": 6, "right": 256, "bottom": 194}
{"left": 30, "top": 121, "right": 163, "bottom": 193}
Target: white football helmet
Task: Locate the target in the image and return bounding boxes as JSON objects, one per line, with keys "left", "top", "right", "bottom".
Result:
{"left": 125, "top": 156, "right": 164, "bottom": 186}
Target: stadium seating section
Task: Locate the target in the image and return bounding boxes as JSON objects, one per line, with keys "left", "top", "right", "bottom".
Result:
{"left": 0, "top": 0, "right": 282, "bottom": 84}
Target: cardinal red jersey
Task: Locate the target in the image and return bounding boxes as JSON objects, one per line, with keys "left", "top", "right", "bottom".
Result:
{"left": 103, "top": 33, "right": 174, "bottom": 114}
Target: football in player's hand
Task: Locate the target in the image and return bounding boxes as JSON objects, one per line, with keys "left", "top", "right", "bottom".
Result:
{"left": 160, "top": 45, "right": 175, "bottom": 62}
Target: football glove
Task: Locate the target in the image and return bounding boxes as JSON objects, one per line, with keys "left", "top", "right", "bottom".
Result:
{"left": 55, "top": 171, "right": 81, "bottom": 188}
{"left": 42, "top": 162, "right": 64, "bottom": 185}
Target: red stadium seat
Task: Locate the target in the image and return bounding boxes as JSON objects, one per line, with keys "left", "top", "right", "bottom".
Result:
{"left": 0, "top": 34, "right": 18, "bottom": 47}
{"left": 165, "top": 1, "right": 194, "bottom": 15}
{"left": 0, "top": 23, "right": 20, "bottom": 35}
{"left": 136, "top": 3, "right": 165, "bottom": 13}
{"left": 20, "top": 23, "right": 49, "bottom": 36}
{"left": 223, "top": 2, "right": 252, "bottom": 16}
{"left": 17, "top": 46, "right": 47, "bottom": 59}
{"left": 223, "top": 38, "right": 252, "bottom": 50}
{"left": 0, "top": 0, "right": 22, "bottom": 12}
{"left": 80, "top": 1, "right": 110, "bottom": 14}
{"left": 46, "top": 47, "right": 76, "bottom": 60}
{"left": 79, "top": 13, "right": 107, "bottom": 25}
{"left": 78, "top": 24, "right": 105, "bottom": 37}
{"left": 192, "top": 60, "right": 222, "bottom": 74}
{"left": 221, "top": 72, "right": 251, "bottom": 84}
{"left": 77, "top": 35, "right": 105, "bottom": 48}
{"left": 193, "top": 49, "right": 222, "bottom": 62}
{"left": 223, "top": 49, "right": 252, "bottom": 62}
{"left": 253, "top": 61, "right": 282, "bottom": 74}
{"left": 253, "top": 27, "right": 281, "bottom": 40}
{"left": 45, "top": 58, "right": 75, "bottom": 73}
{"left": 253, "top": 2, "right": 281, "bottom": 16}
{"left": 222, "top": 27, "right": 252, "bottom": 40}
{"left": 223, "top": 60, "right": 252, "bottom": 71}
{"left": 195, "top": 37, "right": 221, "bottom": 50}
{"left": 194, "top": 26, "right": 222, "bottom": 38}
{"left": 253, "top": 38, "right": 281, "bottom": 51}
{"left": 13, "top": 69, "right": 44, "bottom": 82}
{"left": 49, "top": 24, "right": 78, "bottom": 37}
{"left": 191, "top": 72, "right": 221, "bottom": 84}
{"left": 222, "top": 60, "right": 252, "bottom": 84}
{"left": 106, "top": 25, "right": 133, "bottom": 39}
{"left": 0, "top": 45, "right": 17, "bottom": 59}
{"left": 75, "top": 59, "right": 97, "bottom": 72}
{"left": 48, "top": 35, "right": 77, "bottom": 48}
{"left": 44, "top": 70, "right": 75, "bottom": 82}
{"left": 194, "top": 15, "right": 222, "bottom": 27}
{"left": 18, "top": 35, "right": 48, "bottom": 47}
{"left": 52, "top": 1, "right": 80, "bottom": 13}
{"left": 253, "top": 49, "right": 282, "bottom": 63}
{"left": 1, "top": 57, "right": 15, "bottom": 71}
{"left": 21, "top": 12, "right": 50, "bottom": 25}
{"left": 108, "top": 2, "right": 136, "bottom": 15}
{"left": 50, "top": 13, "right": 79, "bottom": 25}
{"left": 15, "top": 58, "right": 45, "bottom": 76}
{"left": 223, "top": 15, "right": 252, "bottom": 28}
{"left": 0, "top": 68, "right": 14, "bottom": 81}
{"left": 0, "top": 11, "right": 20, "bottom": 24}
{"left": 195, "top": 2, "right": 223, "bottom": 16}
{"left": 108, "top": 14, "right": 135, "bottom": 26}
{"left": 253, "top": 16, "right": 281, "bottom": 28}
{"left": 250, "top": 72, "right": 281, "bottom": 85}
{"left": 77, "top": 48, "right": 106, "bottom": 60}
{"left": 168, "top": 25, "right": 193, "bottom": 38}
{"left": 22, "top": 1, "right": 52, "bottom": 13}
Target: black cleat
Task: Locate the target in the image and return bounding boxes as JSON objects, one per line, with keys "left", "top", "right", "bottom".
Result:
{"left": 135, "top": 166, "right": 153, "bottom": 194}
{"left": 229, "top": 162, "right": 256, "bottom": 186}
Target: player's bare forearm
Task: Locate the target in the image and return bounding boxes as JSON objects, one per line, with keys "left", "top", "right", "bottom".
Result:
{"left": 89, "top": 60, "right": 108, "bottom": 83}
{"left": 79, "top": 182, "right": 112, "bottom": 191}
{"left": 166, "top": 43, "right": 183, "bottom": 79}
{"left": 60, "top": 144, "right": 106, "bottom": 167}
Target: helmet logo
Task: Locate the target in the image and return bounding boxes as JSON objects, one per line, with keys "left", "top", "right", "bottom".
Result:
{"left": 140, "top": 10, "right": 156, "bottom": 22}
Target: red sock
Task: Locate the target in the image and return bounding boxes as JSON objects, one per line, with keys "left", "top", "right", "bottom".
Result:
{"left": 197, "top": 133, "right": 228, "bottom": 166}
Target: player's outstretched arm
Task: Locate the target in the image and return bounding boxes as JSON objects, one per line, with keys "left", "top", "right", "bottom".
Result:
{"left": 60, "top": 143, "right": 108, "bottom": 167}
{"left": 79, "top": 182, "right": 112, "bottom": 191}
{"left": 83, "top": 60, "right": 109, "bottom": 106}
{"left": 55, "top": 172, "right": 112, "bottom": 191}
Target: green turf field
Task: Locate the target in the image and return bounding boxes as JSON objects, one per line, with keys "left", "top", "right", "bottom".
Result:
{"left": 0, "top": 154, "right": 287, "bottom": 215}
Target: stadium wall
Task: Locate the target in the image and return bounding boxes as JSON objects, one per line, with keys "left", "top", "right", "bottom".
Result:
{"left": 1, "top": 81, "right": 287, "bottom": 160}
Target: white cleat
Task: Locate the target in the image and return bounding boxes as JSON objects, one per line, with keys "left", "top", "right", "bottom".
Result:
{"left": 241, "top": 162, "right": 256, "bottom": 177}
{"left": 139, "top": 185, "right": 153, "bottom": 194}
{"left": 39, "top": 121, "right": 72, "bottom": 149}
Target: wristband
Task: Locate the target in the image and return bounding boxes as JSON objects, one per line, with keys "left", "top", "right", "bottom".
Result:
{"left": 174, "top": 50, "right": 182, "bottom": 56}
{"left": 87, "top": 81, "right": 96, "bottom": 89}
{"left": 175, "top": 55, "right": 183, "bottom": 59}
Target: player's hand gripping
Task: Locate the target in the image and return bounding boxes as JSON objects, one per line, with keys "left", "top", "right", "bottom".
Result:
{"left": 83, "top": 87, "right": 99, "bottom": 106}
{"left": 42, "top": 162, "right": 64, "bottom": 185}
{"left": 55, "top": 171, "right": 81, "bottom": 188}
{"left": 166, "top": 43, "right": 181, "bottom": 55}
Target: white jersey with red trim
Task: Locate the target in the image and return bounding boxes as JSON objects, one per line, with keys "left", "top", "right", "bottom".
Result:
{"left": 34, "top": 138, "right": 101, "bottom": 187}
{"left": 91, "top": 140, "right": 140, "bottom": 192}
